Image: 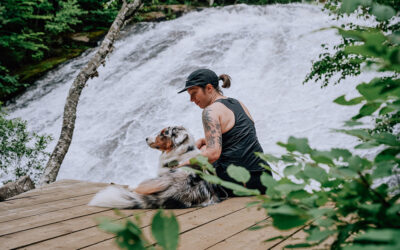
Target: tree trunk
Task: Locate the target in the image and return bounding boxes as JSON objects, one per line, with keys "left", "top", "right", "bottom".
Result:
{"left": 0, "top": 176, "right": 35, "bottom": 201}
{"left": 40, "top": 0, "right": 142, "bottom": 185}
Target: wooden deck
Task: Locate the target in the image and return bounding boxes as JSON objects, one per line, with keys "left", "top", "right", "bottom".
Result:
{"left": 0, "top": 180, "right": 321, "bottom": 250}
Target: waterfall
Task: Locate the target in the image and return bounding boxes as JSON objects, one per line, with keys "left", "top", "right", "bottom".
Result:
{"left": 5, "top": 4, "right": 374, "bottom": 187}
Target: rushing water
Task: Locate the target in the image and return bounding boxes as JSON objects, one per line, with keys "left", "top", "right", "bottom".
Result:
{"left": 5, "top": 4, "right": 375, "bottom": 187}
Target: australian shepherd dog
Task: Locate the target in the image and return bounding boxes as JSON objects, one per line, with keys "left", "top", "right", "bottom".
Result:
{"left": 88, "top": 126, "right": 222, "bottom": 209}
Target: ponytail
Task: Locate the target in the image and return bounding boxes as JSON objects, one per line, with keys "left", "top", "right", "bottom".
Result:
{"left": 213, "top": 74, "right": 231, "bottom": 94}
{"left": 219, "top": 74, "right": 231, "bottom": 89}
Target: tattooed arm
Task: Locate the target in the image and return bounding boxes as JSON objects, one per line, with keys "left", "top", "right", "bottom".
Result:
{"left": 200, "top": 106, "right": 222, "bottom": 163}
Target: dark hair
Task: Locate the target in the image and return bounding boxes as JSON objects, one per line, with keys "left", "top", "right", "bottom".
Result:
{"left": 216, "top": 74, "right": 231, "bottom": 94}
{"left": 200, "top": 74, "right": 231, "bottom": 95}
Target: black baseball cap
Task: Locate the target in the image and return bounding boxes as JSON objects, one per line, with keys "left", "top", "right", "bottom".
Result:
{"left": 177, "top": 69, "right": 219, "bottom": 93}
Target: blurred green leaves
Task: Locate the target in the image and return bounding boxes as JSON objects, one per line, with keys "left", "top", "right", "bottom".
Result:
{"left": 99, "top": 209, "right": 179, "bottom": 250}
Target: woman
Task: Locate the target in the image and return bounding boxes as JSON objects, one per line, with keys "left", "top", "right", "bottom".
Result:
{"left": 178, "top": 68, "right": 270, "bottom": 196}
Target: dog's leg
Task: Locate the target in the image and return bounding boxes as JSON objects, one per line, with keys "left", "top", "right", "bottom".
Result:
{"left": 134, "top": 179, "right": 170, "bottom": 195}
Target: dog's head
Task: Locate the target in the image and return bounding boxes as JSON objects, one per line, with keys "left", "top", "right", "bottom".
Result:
{"left": 146, "top": 126, "right": 191, "bottom": 152}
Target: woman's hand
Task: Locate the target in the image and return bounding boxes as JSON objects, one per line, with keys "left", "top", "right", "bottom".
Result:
{"left": 195, "top": 138, "right": 206, "bottom": 150}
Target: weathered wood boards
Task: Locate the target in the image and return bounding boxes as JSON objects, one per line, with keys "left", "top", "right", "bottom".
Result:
{"left": 0, "top": 180, "right": 307, "bottom": 250}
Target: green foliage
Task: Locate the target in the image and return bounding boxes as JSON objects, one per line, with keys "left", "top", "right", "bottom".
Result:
{"left": 305, "top": 0, "right": 399, "bottom": 88}
{"left": 191, "top": 1, "right": 400, "bottom": 249}
{"left": 0, "top": 105, "right": 52, "bottom": 184}
{"left": 226, "top": 165, "right": 251, "bottom": 185}
{"left": 0, "top": 0, "right": 120, "bottom": 101}
{"left": 186, "top": 156, "right": 261, "bottom": 196}
{"left": 45, "top": 0, "right": 87, "bottom": 35}
{"left": 151, "top": 210, "right": 179, "bottom": 250}
{"left": 99, "top": 209, "right": 179, "bottom": 250}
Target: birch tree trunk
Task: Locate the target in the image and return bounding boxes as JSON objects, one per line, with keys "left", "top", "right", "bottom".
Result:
{"left": 40, "top": 0, "right": 142, "bottom": 185}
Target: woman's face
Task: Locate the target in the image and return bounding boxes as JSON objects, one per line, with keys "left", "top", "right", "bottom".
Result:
{"left": 187, "top": 86, "right": 209, "bottom": 109}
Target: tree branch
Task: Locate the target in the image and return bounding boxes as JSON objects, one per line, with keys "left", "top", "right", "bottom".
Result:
{"left": 40, "top": 0, "right": 142, "bottom": 185}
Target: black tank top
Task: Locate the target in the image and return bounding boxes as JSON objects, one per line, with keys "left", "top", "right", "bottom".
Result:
{"left": 213, "top": 98, "right": 265, "bottom": 172}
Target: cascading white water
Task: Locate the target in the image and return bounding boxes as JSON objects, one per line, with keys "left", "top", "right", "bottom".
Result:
{"left": 5, "top": 3, "right": 375, "bottom": 187}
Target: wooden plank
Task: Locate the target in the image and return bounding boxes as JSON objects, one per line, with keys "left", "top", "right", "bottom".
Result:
{"left": 22, "top": 209, "right": 197, "bottom": 250}
{"left": 7, "top": 180, "right": 99, "bottom": 199}
{"left": 2, "top": 181, "right": 107, "bottom": 205}
{"left": 82, "top": 197, "right": 255, "bottom": 250}
{"left": 0, "top": 180, "right": 80, "bottom": 206}
{"left": 0, "top": 183, "right": 107, "bottom": 211}
{"left": 0, "top": 193, "right": 94, "bottom": 223}
{"left": 272, "top": 229, "right": 336, "bottom": 250}
{"left": 3, "top": 180, "right": 85, "bottom": 201}
{"left": 176, "top": 206, "right": 267, "bottom": 250}
{"left": 207, "top": 219, "right": 306, "bottom": 250}
{"left": 0, "top": 209, "right": 147, "bottom": 249}
{"left": 0, "top": 204, "right": 111, "bottom": 236}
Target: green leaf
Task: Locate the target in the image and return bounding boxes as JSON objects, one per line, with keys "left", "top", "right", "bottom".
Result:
{"left": 180, "top": 167, "right": 203, "bottom": 175}
{"left": 270, "top": 214, "right": 309, "bottom": 230}
{"left": 334, "top": 95, "right": 364, "bottom": 106}
{"left": 98, "top": 219, "right": 126, "bottom": 234}
{"left": 151, "top": 210, "right": 179, "bottom": 250}
{"left": 338, "top": 28, "right": 364, "bottom": 41}
{"left": 358, "top": 203, "right": 381, "bottom": 216}
{"left": 288, "top": 137, "right": 312, "bottom": 154}
{"left": 348, "top": 156, "right": 368, "bottom": 172}
{"left": 284, "top": 243, "right": 316, "bottom": 248}
{"left": 354, "top": 229, "right": 400, "bottom": 243}
{"left": 304, "top": 164, "right": 328, "bottom": 183}
{"left": 330, "top": 148, "right": 352, "bottom": 161}
{"left": 375, "top": 148, "right": 399, "bottom": 162}
{"left": 314, "top": 218, "right": 335, "bottom": 227}
{"left": 256, "top": 152, "right": 280, "bottom": 163}
{"left": 316, "top": 193, "right": 329, "bottom": 206}
{"left": 261, "top": 172, "right": 280, "bottom": 197}
{"left": 246, "top": 201, "right": 261, "bottom": 208}
{"left": 201, "top": 174, "right": 223, "bottom": 184}
{"left": 371, "top": 132, "right": 399, "bottom": 146}
{"left": 126, "top": 220, "right": 142, "bottom": 236}
{"left": 287, "top": 190, "right": 311, "bottom": 200}
{"left": 310, "top": 150, "right": 334, "bottom": 165}
{"left": 337, "top": 129, "right": 372, "bottom": 141}
{"left": 190, "top": 155, "right": 216, "bottom": 174}
{"left": 264, "top": 235, "right": 286, "bottom": 242}
{"left": 356, "top": 83, "right": 384, "bottom": 101}
{"left": 344, "top": 120, "right": 364, "bottom": 127}
{"left": 274, "top": 183, "right": 305, "bottom": 194}
{"left": 219, "top": 179, "right": 261, "bottom": 196}
{"left": 335, "top": 167, "right": 358, "bottom": 178}
{"left": 307, "top": 228, "right": 336, "bottom": 243}
{"left": 371, "top": 4, "right": 396, "bottom": 21}
{"left": 268, "top": 204, "right": 303, "bottom": 216}
{"left": 345, "top": 45, "right": 379, "bottom": 58}
{"left": 355, "top": 141, "right": 380, "bottom": 149}
{"left": 356, "top": 102, "right": 381, "bottom": 118}
{"left": 283, "top": 165, "right": 301, "bottom": 176}
{"left": 260, "top": 172, "right": 277, "bottom": 189}
{"left": 227, "top": 164, "right": 251, "bottom": 184}
{"left": 340, "top": 0, "right": 364, "bottom": 14}
{"left": 372, "top": 162, "right": 394, "bottom": 178}
{"left": 379, "top": 106, "right": 395, "bottom": 115}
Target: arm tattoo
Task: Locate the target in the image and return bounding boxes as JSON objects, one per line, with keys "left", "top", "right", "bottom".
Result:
{"left": 202, "top": 108, "right": 222, "bottom": 149}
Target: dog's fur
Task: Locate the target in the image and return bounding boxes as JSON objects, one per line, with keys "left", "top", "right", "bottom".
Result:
{"left": 88, "top": 126, "right": 222, "bottom": 209}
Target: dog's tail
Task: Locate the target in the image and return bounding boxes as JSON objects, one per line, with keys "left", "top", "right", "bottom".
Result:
{"left": 88, "top": 186, "right": 142, "bottom": 209}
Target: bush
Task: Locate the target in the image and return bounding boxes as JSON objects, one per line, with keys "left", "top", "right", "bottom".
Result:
{"left": 193, "top": 1, "right": 400, "bottom": 248}
{"left": 0, "top": 104, "right": 52, "bottom": 185}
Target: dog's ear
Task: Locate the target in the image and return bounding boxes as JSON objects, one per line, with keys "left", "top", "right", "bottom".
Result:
{"left": 171, "top": 127, "right": 188, "bottom": 146}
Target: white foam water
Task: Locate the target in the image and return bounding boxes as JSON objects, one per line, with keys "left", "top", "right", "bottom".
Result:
{"left": 5, "top": 4, "right": 376, "bottom": 187}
